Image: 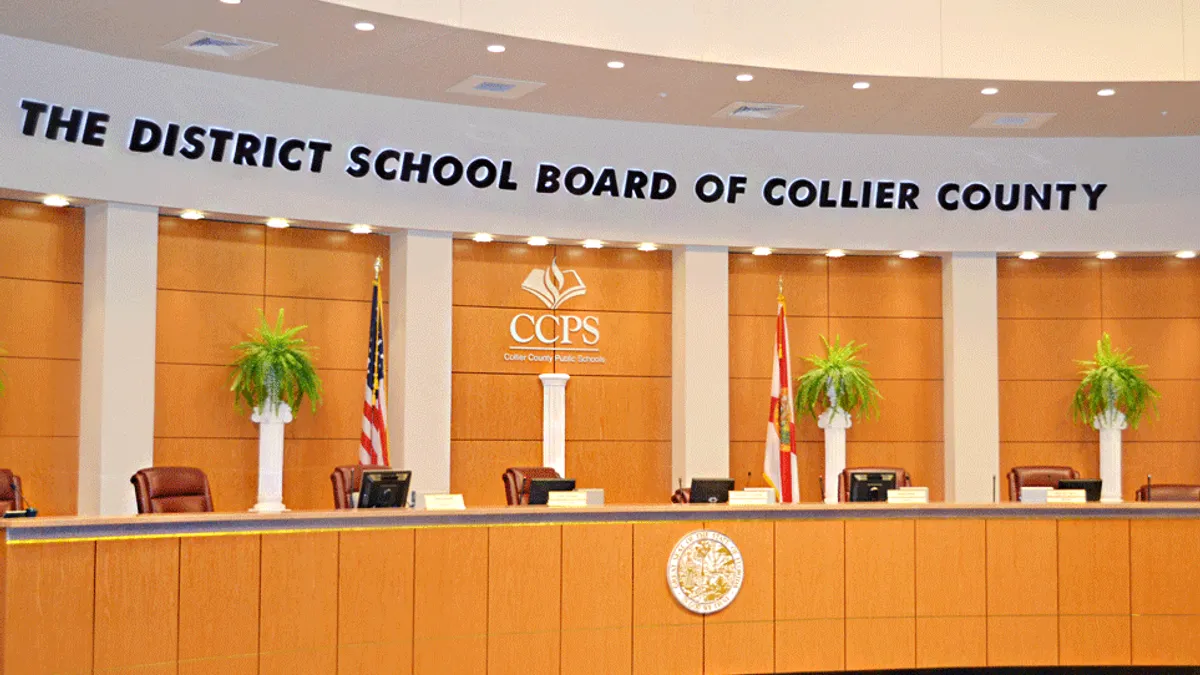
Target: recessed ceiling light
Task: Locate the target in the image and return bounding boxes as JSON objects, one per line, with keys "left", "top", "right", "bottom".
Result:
{"left": 42, "top": 195, "right": 69, "bottom": 207}
{"left": 1018, "top": 251, "right": 1040, "bottom": 260}
{"left": 607, "top": 61, "right": 625, "bottom": 69}
{"left": 349, "top": 224, "right": 373, "bottom": 235}
{"left": 898, "top": 250, "right": 920, "bottom": 259}
{"left": 752, "top": 246, "right": 772, "bottom": 256}
{"left": 354, "top": 22, "right": 375, "bottom": 31}
{"left": 487, "top": 44, "right": 506, "bottom": 53}
{"left": 852, "top": 81, "right": 870, "bottom": 90}
{"left": 981, "top": 87, "right": 999, "bottom": 95}
{"left": 180, "top": 209, "right": 204, "bottom": 220}
{"left": 472, "top": 232, "right": 494, "bottom": 243}
{"left": 1097, "top": 251, "right": 1117, "bottom": 260}
{"left": 266, "top": 217, "right": 289, "bottom": 229}
{"left": 582, "top": 239, "right": 604, "bottom": 249}
{"left": 1176, "top": 250, "right": 1196, "bottom": 259}
{"left": 1097, "top": 88, "right": 1116, "bottom": 97}
{"left": 826, "top": 249, "right": 846, "bottom": 258}
{"left": 637, "top": 242, "right": 658, "bottom": 252}
{"left": 736, "top": 73, "right": 754, "bottom": 82}
{"left": 528, "top": 236, "right": 549, "bottom": 247}
{"left": 219, "top": 0, "right": 241, "bottom": 4}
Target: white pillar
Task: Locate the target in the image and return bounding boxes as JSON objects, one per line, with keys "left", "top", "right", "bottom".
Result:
{"left": 250, "top": 403, "right": 292, "bottom": 512}
{"left": 942, "top": 252, "right": 1001, "bottom": 503}
{"left": 539, "top": 374, "right": 570, "bottom": 475}
{"left": 819, "top": 409, "right": 851, "bottom": 504}
{"left": 78, "top": 203, "right": 158, "bottom": 516}
{"left": 1095, "top": 410, "right": 1126, "bottom": 502}
{"left": 671, "top": 246, "right": 730, "bottom": 485}
{"left": 388, "top": 230, "right": 453, "bottom": 496}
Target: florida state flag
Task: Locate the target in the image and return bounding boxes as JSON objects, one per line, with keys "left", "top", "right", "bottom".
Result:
{"left": 763, "top": 289, "right": 800, "bottom": 502}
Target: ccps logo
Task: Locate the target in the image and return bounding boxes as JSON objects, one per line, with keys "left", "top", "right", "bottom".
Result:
{"left": 506, "top": 259, "right": 605, "bottom": 364}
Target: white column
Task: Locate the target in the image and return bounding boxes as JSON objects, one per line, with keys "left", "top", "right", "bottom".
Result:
{"left": 1095, "top": 410, "right": 1126, "bottom": 502}
{"left": 671, "top": 246, "right": 730, "bottom": 486}
{"left": 539, "top": 373, "right": 570, "bottom": 475}
{"left": 250, "top": 403, "right": 292, "bottom": 512}
{"left": 942, "top": 252, "right": 1001, "bottom": 503}
{"left": 78, "top": 203, "right": 159, "bottom": 516}
{"left": 819, "top": 409, "right": 851, "bottom": 504}
{"left": 388, "top": 230, "right": 453, "bottom": 496}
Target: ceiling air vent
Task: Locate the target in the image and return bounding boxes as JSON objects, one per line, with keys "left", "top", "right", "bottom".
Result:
{"left": 164, "top": 31, "right": 277, "bottom": 60}
{"left": 447, "top": 76, "right": 545, "bottom": 100}
{"left": 970, "top": 112, "right": 1057, "bottom": 130}
{"left": 714, "top": 101, "right": 802, "bottom": 120}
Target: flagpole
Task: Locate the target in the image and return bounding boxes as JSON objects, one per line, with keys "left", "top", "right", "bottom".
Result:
{"left": 374, "top": 256, "right": 382, "bottom": 280}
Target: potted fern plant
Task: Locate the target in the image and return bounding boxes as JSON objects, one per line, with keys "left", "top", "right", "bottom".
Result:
{"left": 1071, "top": 333, "right": 1158, "bottom": 502}
{"left": 795, "top": 336, "right": 881, "bottom": 503}
{"left": 230, "top": 309, "right": 322, "bottom": 512}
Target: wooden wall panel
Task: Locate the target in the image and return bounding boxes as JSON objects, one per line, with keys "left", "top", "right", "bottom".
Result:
{"left": 451, "top": 440, "right": 541, "bottom": 506}
{"left": 0, "top": 437, "right": 79, "bottom": 516}
{"left": 847, "top": 442, "right": 945, "bottom": 501}
{"left": 94, "top": 538, "right": 180, "bottom": 673}
{"left": 828, "top": 256, "right": 941, "bottom": 318}
{"left": 0, "top": 358, "right": 81, "bottom": 437}
{"left": 154, "top": 438, "right": 259, "bottom": 511}
{"left": 1058, "top": 519, "right": 1130, "bottom": 615}
{"left": 986, "top": 519, "right": 1057, "bottom": 616}
{"left": 259, "top": 532, "right": 339, "bottom": 675}
{"left": 156, "top": 289, "right": 262, "bottom": 365}
{"left": 999, "top": 380, "right": 1090, "bottom": 442}
{"left": 0, "top": 201, "right": 84, "bottom": 282}
{"left": 488, "top": 525, "right": 561, "bottom": 675}
{"left": 1105, "top": 317, "right": 1200, "bottom": 379}
{"left": 179, "top": 535, "right": 260, "bottom": 675}
{"left": 915, "top": 519, "right": 985, "bottom": 617}
{"left": 451, "top": 373, "right": 543, "bottom": 440}
{"left": 997, "top": 257, "right": 1101, "bottom": 319}
{"left": 1132, "top": 616, "right": 1200, "bottom": 665}
{"left": 728, "top": 252, "right": 827, "bottom": 318}
{"left": 567, "top": 441, "right": 671, "bottom": 504}
{"left": 452, "top": 306, "right": 555, "bottom": 375}
{"left": 1124, "top": 379, "right": 1200, "bottom": 442}
{"left": 1103, "top": 257, "right": 1200, "bottom": 318}
{"left": 916, "top": 617, "right": 986, "bottom": 668}
{"left": 987, "top": 616, "right": 1058, "bottom": 666}
{"left": 566, "top": 376, "right": 670, "bottom": 441}
{"left": 998, "top": 318, "right": 1102, "bottom": 381}
{"left": 452, "top": 240, "right": 554, "bottom": 309}
{"left": 0, "top": 278, "right": 82, "bottom": 360}
{"left": 1000, "top": 442, "right": 1099, "bottom": 501}
{"left": 728, "top": 315, "right": 828, "bottom": 380}
{"left": 268, "top": 296, "right": 381, "bottom": 371}
{"left": 1123, "top": 442, "right": 1200, "bottom": 500}
{"left": 155, "top": 364, "right": 257, "bottom": 439}
{"left": 1130, "top": 519, "right": 1200, "bottom": 615}
{"left": 282, "top": 439, "right": 359, "bottom": 511}
{"left": 631, "top": 522, "right": 702, "bottom": 675}
{"left": 3, "top": 541, "right": 94, "bottom": 675}
{"left": 553, "top": 246, "right": 671, "bottom": 313}
{"left": 730, "top": 376, "right": 822, "bottom": 444}
{"left": 845, "top": 519, "right": 916, "bottom": 619}
{"left": 265, "top": 227, "right": 388, "bottom": 301}
{"left": 1060, "top": 615, "right": 1131, "bottom": 666}
{"left": 287, "top": 369, "right": 369, "bottom": 440}
{"left": 413, "top": 527, "right": 488, "bottom": 675}
{"left": 339, "top": 529, "right": 414, "bottom": 675}
{"left": 826, "top": 317, "right": 942, "bottom": 380}
{"left": 553, "top": 311, "right": 671, "bottom": 378}
{"left": 703, "top": 520, "right": 774, "bottom": 675}
{"left": 158, "top": 218, "right": 265, "bottom": 295}
{"left": 561, "top": 523, "right": 633, "bottom": 675}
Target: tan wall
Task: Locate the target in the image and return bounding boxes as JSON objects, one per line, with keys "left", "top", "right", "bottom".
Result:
{"left": 0, "top": 199, "right": 83, "bottom": 515}
{"left": 451, "top": 241, "right": 672, "bottom": 505}
{"left": 154, "top": 218, "right": 389, "bottom": 510}
{"left": 999, "top": 257, "right": 1200, "bottom": 500}
{"left": 729, "top": 254, "right": 945, "bottom": 501}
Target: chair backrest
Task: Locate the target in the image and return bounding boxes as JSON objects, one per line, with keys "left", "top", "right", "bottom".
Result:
{"left": 0, "top": 469, "right": 23, "bottom": 511}
{"left": 671, "top": 487, "right": 692, "bottom": 504}
{"left": 1008, "top": 466, "right": 1080, "bottom": 501}
{"left": 131, "top": 467, "right": 213, "bottom": 514}
{"left": 330, "top": 464, "right": 391, "bottom": 509}
{"left": 838, "top": 467, "right": 912, "bottom": 502}
{"left": 502, "top": 467, "right": 562, "bottom": 505}
{"left": 1135, "top": 483, "right": 1200, "bottom": 502}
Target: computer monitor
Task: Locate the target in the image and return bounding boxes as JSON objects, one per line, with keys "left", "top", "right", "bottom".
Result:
{"left": 527, "top": 478, "right": 576, "bottom": 505}
{"left": 1058, "top": 478, "right": 1102, "bottom": 502}
{"left": 848, "top": 472, "right": 898, "bottom": 502}
{"left": 689, "top": 478, "right": 735, "bottom": 504}
{"left": 357, "top": 470, "right": 412, "bottom": 508}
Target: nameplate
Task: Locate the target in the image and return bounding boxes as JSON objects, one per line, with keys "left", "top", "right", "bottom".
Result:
{"left": 547, "top": 491, "right": 589, "bottom": 508}
{"left": 1046, "top": 489, "right": 1087, "bottom": 504}
{"left": 578, "top": 488, "right": 605, "bottom": 506}
{"left": 887, "top": 487, "right": 929, "bottom": 504}
{"left": 422, "top": 494, "right": 466, "bottom": 511}
{"left": 728, "top": 490, "right": 773, "bottom": 506}
{"left": 1019, "top": 486, "right": 1052, "bottom": 504}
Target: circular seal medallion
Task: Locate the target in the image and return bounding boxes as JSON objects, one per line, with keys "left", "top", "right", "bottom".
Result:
{"left": 666, "top": 529, "right": 745, "bottom": 615}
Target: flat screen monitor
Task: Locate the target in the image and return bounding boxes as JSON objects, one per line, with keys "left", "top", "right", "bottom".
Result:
{"left": 689, "top": 478, "right": 735, "bottom": 504}
{"left": 527, "top": 478, "right": 576, "bottom": 505}
{"left": 357, "top": 469, "right": 412, "bottom": 508}
{"left": 848, "top": 472, "right": 898, "bottom": 502}
{"left": 1058, "top": 478, "right": 1102, "bottom": 502}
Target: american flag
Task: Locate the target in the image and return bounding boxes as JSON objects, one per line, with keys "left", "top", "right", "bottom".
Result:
{"left": 360, "top": 257, "right": 390, "bottom": 466}
{"left": 763, "top": 286, "right": 800, "bottom": 502}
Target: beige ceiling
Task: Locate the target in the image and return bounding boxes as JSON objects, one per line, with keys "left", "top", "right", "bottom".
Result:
{"left": 2, "top": 0, "right": 1198, "bottom": 137}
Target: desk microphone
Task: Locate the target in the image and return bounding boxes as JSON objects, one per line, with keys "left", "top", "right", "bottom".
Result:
{"left": 4, "top": 476, "right": 37, "bottom": 518}
{"left": 1146, "top": 474, "right": 1153, "bottom": 501}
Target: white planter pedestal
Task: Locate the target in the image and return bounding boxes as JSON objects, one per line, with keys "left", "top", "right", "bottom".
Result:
{"left": 539, "top": 374, "right": 570, "bottom": 476}
{"left": 251, "top": 403, "right": 293, "bottom": 513}
{"left": 819, "top": 408, "right": 851, "bottom": 504}
{"left": 1095, "top": 409, "right": 1127, "bottom": 503}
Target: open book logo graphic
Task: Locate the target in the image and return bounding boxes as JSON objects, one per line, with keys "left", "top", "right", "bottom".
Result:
{"left": 521, "top": 258, "right": 586, "bottom": 309}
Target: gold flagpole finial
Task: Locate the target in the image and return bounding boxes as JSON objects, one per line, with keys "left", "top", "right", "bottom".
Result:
{"left": 373, "top": 256, "right": 382, "bottom": 279}
{"left": 778, "top": 275, "right": 784, "bottom": 300}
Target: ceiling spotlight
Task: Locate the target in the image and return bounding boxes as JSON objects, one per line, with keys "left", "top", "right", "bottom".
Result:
{"left": 349, "top": 224, "right": 373, "bottom": 235}
{"left": 981, "top": 87, "right": 999, "bottom": 95}
{"left": 1096, "top": 251, "right": 1117, "bottom": 260}
{"left": 852, "top": 81, "right": 870, "bottom": 90}
{"left": 42, "top": 195, "right": 69, "bottom": 207}
{"left": 607, "top": 61, "right": 625, "bottom": 69}
{"left": 736, "top": 73, "right": 754, "bottom": 82}
{"left": 1097, "top": 88, "right": 1116, "bottom": 97}
{"left": 637, "top": 242, "right": 658, "bottom": 252}
{"left": 266, "top": 217, "right": 290, "bottom": 229}
{"left": 752, "top": 246, "right": 772, "bottom": 256}
{"left": 472, "top": 232, "right": 494, "bottom": 243}
{"left": 487, "top": 44, "right": 506, "bottom": 53}
{"left": 219, "top": 0, "right": 241, "bottom": 4}
{"left": 582, "top": 239, "right": 604, "bottom": 249}
{"left": 898, "top": 250, "right": 921, "bottom": 259}
{"left": 180, "top": 209, "right": 204, "bottom": 220}
{"left": 825, "top": 249, "right": 846, "bottom": 258}
{"left": 354, "top": 22, "right": 375, "bottom": 31}
{"left": 528, "top": 236, "right": 549, "bottom": 246}
{"left": 1018, "top": 251, "right": 1040, "bottom": 260}
{"left": 1176, "top": 250, "right": 1197, "bottom": 259}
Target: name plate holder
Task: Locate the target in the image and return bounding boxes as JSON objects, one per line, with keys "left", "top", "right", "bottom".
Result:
{"left": 1046, "top": 489, "right": 1088, "bottom": 504}
{"left": 547, "top": 491, "right": 589, "bottom": 508}
{"left": 420, "top": 493, "right": 466, "bottom": 511}
{"left": 728, "top": 489, "right": 774, "bottom": 506}
{"left": 887, "top": 487, "right": 930, "bottom": 504}
{"left": 1019, "top": 486, "right": 1052, "bottom": 504}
